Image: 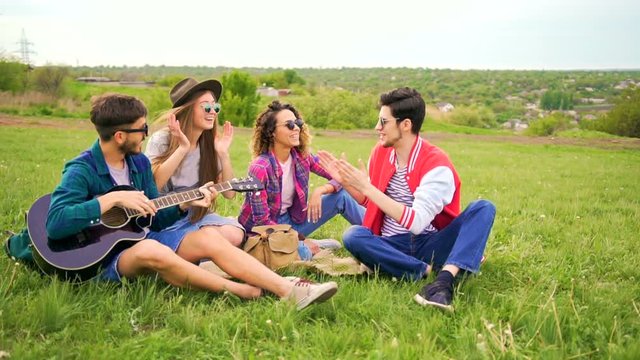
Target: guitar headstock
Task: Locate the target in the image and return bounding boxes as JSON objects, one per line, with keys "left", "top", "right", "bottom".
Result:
{"left": 228, "top": 176, "right": 264, "bottom": 192}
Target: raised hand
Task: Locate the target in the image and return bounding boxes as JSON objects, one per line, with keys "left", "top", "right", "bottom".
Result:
{"left": 334, "top": 157, "right": 370, "bottom": 192}
{"left": 317, "top": 151, "right": 344, "bottom": 183}
{"left": 215, "top": 121, "right": 234, "bottom": 155}
{"left": 168, "top": 112, "right": 190, "bottom": 151}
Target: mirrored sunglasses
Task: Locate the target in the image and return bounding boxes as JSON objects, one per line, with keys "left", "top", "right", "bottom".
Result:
{"left": 200, "top": 102, "right": 221, "bottom": 114}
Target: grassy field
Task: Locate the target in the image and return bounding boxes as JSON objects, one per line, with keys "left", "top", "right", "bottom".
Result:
{"left": 1, "top": 122, "right": 639, "bottom": 359}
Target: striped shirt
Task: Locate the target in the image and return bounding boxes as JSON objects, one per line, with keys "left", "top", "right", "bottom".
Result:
{"left": 381, "top": 166, "right": 437, "bottom": 237}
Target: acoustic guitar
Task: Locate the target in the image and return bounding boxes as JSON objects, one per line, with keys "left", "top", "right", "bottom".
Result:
{"left": 27, "top": 177, "right": 262, "bottom": 282}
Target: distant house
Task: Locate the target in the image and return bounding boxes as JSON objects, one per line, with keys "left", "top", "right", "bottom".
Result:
{"left": 614, "top": 79, "right": 637, "bottom": 90}
{"left": 525, "top": 103, "right": 538, "bottom": 110}
{"left": 580, "top": 98, "right": 606, "bottom": 104}
{"left": 256, "top": 86, "right": 291, "bottom": 97}
{"left": 436, "top": 102, "right": 454, "bottom": 112}
{"left": 505, "top": 95, "right": 522, "bottom": 102}
{"left": 256, "top": 86, "right": 279, "bottom": 97}
{"left": 502, "top": 119, "right": 528, "bottom": 132}
{"left": 76, "top": 76, "right": 112, "bottom": 83}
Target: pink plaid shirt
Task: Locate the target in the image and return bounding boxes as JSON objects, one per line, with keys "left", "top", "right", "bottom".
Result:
{"left": 238, "top": 149, "right": 340, "bottom": 232}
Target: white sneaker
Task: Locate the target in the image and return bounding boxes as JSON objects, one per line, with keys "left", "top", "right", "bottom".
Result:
{"left": 285, "top": 278, "right": 338, "bottom": 310}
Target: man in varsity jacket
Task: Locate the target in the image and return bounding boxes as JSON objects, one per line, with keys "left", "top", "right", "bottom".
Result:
{"left": 318, "top": 87, "right": 496, "bottom": 312}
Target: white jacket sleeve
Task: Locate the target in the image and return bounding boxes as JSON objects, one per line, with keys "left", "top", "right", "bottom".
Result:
{"left": 399, "top": 166, "right": 455, "bottom": 234}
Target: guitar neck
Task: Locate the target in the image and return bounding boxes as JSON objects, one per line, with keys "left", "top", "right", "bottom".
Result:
{"left": 153, "top": 182, "right": 231, "bottom": 210}
{"left": 124, "top": 182, "right": 232, "bottom": 217}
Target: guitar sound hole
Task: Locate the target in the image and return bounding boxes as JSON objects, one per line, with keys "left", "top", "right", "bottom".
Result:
{"left": 102, "top": 207, "right": 128, "bottom": 227}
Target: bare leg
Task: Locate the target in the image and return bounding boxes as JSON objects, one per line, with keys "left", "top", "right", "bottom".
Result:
{"left": 214, "top": 224, "right": 244, "bottom": 247}
{"left": 178, "top": 227, "right": 293, "bottom": 298}
{"left": 117, "top": 239, "right": 262, "bottom": 299}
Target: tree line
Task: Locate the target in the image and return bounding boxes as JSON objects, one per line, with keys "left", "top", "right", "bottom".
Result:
{"left": 1, "top": 57, "right": 639, "bottom": 137}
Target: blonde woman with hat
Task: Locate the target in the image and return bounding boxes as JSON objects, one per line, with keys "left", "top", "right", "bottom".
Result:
{"left": 145, "top": 79, "right": 339, "bottom": 310}
{"left": 145, "top": 78, "right": 245, "bottom": 247}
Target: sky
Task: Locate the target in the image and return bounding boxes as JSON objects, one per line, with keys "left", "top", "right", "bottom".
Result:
{"left": 1, "top": 0, "right": 639, "bottom": 70}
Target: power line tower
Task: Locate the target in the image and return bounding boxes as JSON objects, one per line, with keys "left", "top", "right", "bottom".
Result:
{"left": 16, "top": 28, "right": 36, "bottom": 65}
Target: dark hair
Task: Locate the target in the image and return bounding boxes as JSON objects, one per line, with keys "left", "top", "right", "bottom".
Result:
{"left": 379, "top": 87, "right": 425, "bottom": 134}
{"left": 90, "top": 94, "right": 148, "bottom": 140}
{"left": 251, "top": 100, "right": 311, "bottom": 157}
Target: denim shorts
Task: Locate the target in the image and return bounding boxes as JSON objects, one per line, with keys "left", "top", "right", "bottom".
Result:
{"left": 164, "top": 212, "right": 245, "bottom": 235}
{"left": 99, "top": 213, "right": 244, "bottom": 282}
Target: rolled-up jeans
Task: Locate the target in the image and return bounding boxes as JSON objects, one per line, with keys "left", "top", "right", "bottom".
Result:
{"left": 343, "top": 200, "right": 496, "bottom": 281}
{"left": 278, "top": 189, "right": 365, "bottom": 259}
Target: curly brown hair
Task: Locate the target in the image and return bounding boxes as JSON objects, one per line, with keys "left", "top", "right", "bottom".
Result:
{"left": 251, "top": 100, "right": 311, "bottom": 158}
{"left": 151, "top": 89, "right": 219, "bottom": 223}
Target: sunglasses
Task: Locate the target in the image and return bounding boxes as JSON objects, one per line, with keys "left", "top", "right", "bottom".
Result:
{"left": 116, "top": 123, "right": 148, "bottom": 136}
{"left": 378, "top": 116, "right": 404, "bottom": 128}
{"left": 278, "top": 118, "right": 304, "bottom": 130}
{"left": 200, "top": 102, "right": 221, "bottom": 114}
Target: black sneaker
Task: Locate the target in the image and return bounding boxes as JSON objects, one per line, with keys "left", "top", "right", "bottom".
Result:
{"left": 413, "top": 280, "right": 454, "bottom": 312}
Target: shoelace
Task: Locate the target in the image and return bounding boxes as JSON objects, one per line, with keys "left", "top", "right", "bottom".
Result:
{"left": 294, "top": 279, "right": 313, "bottom": 287}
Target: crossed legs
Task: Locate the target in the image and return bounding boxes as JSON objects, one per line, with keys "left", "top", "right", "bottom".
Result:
{"left": 117, "top": 226, "right": 293, "bottom": 299}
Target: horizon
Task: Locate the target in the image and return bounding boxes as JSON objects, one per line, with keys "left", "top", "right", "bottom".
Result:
{"left": 65, "top": 65, "right": 640, "bottom": 72}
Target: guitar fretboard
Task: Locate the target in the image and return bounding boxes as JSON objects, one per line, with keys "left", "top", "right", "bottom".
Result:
{"left": 123, "top": 182, "right": 232, "bottom": 217}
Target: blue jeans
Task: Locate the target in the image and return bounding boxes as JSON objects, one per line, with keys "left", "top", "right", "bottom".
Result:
{"left": 343, "top": 200, "right": 496, "bottom": 281}
{"left": 278, "top": 189, "right": 365, "bottom": 260}
{"left": 278, "top": 189, "right": 365, "bottom": 237}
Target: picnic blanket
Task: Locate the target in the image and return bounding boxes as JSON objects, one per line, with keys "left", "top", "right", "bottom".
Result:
{"left": 199, "top": 249, "right": 366, "bottom": 278}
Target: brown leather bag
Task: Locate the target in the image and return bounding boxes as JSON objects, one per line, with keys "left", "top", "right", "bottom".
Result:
{"left": 243, "top": 224, "right": 300, "bottom": 270}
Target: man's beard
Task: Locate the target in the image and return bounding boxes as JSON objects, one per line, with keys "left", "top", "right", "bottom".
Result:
{"left": 382, "top": 130, "right": 402, "bottom": 148}
{"left": 119, "top": 139, "right": 141, "bottom": 156}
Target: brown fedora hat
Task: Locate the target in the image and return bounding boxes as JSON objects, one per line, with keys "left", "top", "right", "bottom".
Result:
{"left": 170, "top": 77, "right": 223, "bottom": 108}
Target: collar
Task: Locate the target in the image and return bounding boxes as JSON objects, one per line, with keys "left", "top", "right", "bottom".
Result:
{"left": 267, "top": 148, "right": 300, "bottom": 173}
{"left": 388, "top": 136, "right": 423, "bottom": 173}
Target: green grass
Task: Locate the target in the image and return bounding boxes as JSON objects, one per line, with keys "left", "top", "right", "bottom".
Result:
{"left": 556, "top": 128, "right": 624, "bottom": 139}
{"left": 1, "top": 125, "right": 639, "bottom": 359}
